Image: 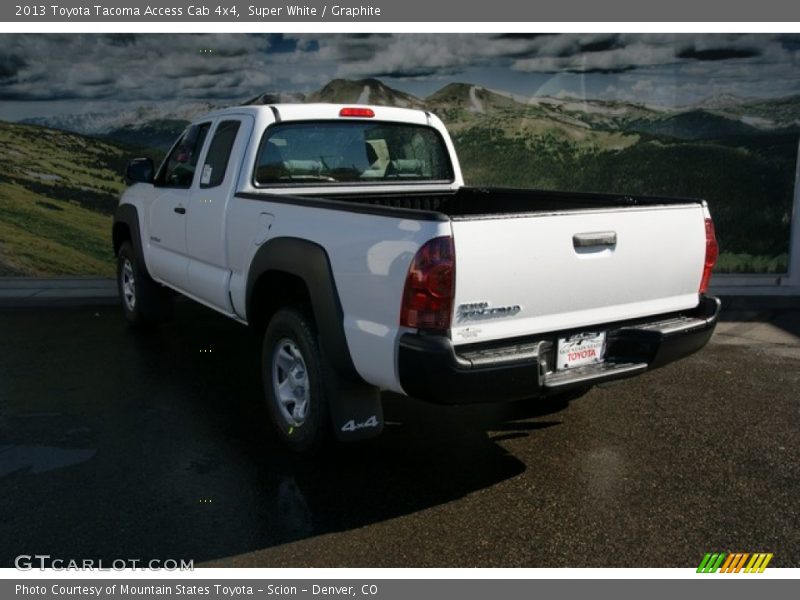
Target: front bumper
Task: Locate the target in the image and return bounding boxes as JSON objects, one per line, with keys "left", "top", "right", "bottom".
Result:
{"left": 397, "top": 295, "right": 721, "bottom": 404}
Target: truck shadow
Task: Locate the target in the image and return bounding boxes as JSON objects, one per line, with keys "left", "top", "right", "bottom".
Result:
{"left": 0, "top": 302, "right": 570, "bottom": 567}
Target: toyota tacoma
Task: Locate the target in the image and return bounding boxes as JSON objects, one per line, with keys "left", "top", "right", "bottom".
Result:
{"left": 113, "top": 103, "right": 721, "bottom": 452}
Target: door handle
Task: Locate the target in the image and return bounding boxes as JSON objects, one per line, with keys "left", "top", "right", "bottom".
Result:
{"left": 573, "top": 231, "right": 616, "bottom": 249}
{"left": 174, "top": 206, "right": 186, "bottom": 215}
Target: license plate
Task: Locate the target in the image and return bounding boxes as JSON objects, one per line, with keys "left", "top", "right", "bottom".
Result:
{"left": 556, "top": 332, "right": 606, "bottom": 370}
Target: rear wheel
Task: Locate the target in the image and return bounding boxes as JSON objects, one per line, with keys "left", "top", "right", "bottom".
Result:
{"left": 262, "top": 307, "right": 331, "bottom": 454}
{"left": 116, "top": 240, "right": 172, "bottom": 327}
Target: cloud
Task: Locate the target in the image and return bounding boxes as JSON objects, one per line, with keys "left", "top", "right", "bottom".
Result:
{"left": 508, "top": 34, "right": 795, "bottom": 74}
{"left": 0, "top": 54, "right": 26, "bottom": 80}
{"left": 288, "top": 33, "right": 799, "bottom": 82}
{"left": 0, "top": 33, "right": 798, "bottom": 110}
{"left": 677, "top": 47, "right": 761, "bottom": 61}
{"left": 0, "top": 34, "right": 273, "bottom": 101}
{"left": 286, "top": 33, "right": 542, "bottom": 79}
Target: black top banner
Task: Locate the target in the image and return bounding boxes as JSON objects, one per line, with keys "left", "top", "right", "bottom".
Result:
{"left": 3, "top": 0, "right": 800, "bottom": 22}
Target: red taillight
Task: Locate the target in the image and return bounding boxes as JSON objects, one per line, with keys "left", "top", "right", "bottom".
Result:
{"left": 400, "top": 236, "right": 455, "bottom": 331}
{"left": 339, "top": 107, "right": 374, "bottom": 118}
{"left": 699, "top": 217, "right": 719, "bottom": 294}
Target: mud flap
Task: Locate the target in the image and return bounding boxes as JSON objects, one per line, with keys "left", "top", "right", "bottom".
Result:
{"left": 322, "top": 355, "right": 384, "bottom": 442}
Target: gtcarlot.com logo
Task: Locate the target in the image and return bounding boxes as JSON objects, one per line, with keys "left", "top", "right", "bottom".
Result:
{"left": 697, "top": 552, "right": 773, "bottom": 573}
{"left": 15, "top": 554, "right": 194, "bottom": 571}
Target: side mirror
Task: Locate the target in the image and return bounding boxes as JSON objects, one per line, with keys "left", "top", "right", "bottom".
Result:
{"left": 125, "top": 158, "right": 155, "bottom": 185}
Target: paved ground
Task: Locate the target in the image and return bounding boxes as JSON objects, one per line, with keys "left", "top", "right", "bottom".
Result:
{"left": 0, "top": 302, "right": 798, "bottom": 568}
{"left": 0, "top": 278, "right": 116, "bottom": 307}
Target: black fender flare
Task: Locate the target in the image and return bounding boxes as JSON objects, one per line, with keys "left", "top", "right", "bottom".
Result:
{"left": 112, "top": 204, "right": 148, "bottom": 273}
{"left": 245, "top": 237, "right": 362, "bottom": 383}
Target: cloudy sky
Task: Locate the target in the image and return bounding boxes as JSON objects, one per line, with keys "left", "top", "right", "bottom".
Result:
{"left": 1, "top": 33, "right": 800, "bottom": 120}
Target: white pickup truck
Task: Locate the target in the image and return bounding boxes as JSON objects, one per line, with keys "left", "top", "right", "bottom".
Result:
{"left": 114, "top": 103, "right": 720, "bottom": 452}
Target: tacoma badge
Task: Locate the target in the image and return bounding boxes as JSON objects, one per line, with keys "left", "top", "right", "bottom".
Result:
{"left": 457, "top": 302, "right": 522, "bottom": 322}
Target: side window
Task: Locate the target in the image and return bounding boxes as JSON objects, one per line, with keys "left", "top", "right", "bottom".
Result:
{"left": 200, "top": 120, "right": 242, "bottom": 189}
{"left": 158, "top": 123, "right": 211, "bottom": 188}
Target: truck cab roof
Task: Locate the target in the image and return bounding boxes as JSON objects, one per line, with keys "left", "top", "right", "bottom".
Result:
{"left": 195, "top": 103, "right": 435, "bottom": 126}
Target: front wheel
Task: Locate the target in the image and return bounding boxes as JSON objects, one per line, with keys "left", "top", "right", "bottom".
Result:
{"left": 262, "top": 307, "right": 331, "bottom": 454}
{"left": 116, "top": 240, "right": 172, "bottom": 327}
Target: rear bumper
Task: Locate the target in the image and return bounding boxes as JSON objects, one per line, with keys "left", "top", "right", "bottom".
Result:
{"left": 397, "top": 295, "right": 720, "bottom": 404}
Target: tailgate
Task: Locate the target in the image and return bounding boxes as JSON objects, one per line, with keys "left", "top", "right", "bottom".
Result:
{"left": 450, "top": 204, "right": 707, "bottom": 346}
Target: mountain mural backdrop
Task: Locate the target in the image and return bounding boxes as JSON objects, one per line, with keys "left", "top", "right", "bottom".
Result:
{"left": 2, "top": 77, "right": 798, "bottom": 276}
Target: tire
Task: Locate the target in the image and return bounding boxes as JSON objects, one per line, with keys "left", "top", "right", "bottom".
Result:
{"left": 117, "top": 240, "right": 173, "bottom": 327}
{"left": 261, "top": 307, "right": 331, "bottom": 454}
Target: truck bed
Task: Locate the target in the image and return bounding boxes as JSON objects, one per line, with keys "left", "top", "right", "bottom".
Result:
{"left": 234, "top": 184, "right": 709, "bottom": 344}
{"left": 236, "top": 187, "right": 702, "bottom": 222}
{"left": 313, "top": 187, "right": 703, "bottom": 219}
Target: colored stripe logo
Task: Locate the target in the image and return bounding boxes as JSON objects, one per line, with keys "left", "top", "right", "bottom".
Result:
{"left": 697, "top": 552, "right": 773, "bottom": 573}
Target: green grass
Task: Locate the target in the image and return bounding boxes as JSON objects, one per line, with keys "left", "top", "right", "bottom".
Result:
{"left": 0, "top": 183, "right": 114, "bottom": 276}
{"left": 0, "top": 121, "right": 127, "bottom": 196}
{"left": 0, "top": 120, "right": 135, "bottom": 276}
{"left": 716, "top": 252, "right": 789, "bottom": 274}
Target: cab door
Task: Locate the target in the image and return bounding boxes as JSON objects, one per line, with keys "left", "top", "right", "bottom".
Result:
{"left": 147, "top": 122, "right": 211, "bottom": 290}
{"left": 184, "top": 115, "right": 253, "bottom": 311}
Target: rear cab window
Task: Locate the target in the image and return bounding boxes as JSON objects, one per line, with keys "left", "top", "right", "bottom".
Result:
{"left": 253, "top": 121, "right": 454, "bottom": 186}
{"left": 200, "top": 120, "right": 242, "bottom": 188}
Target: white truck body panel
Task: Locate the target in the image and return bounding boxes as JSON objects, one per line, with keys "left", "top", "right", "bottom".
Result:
{"left": 225, "top": 197, "right": 449, "bottom": 392}
{"left": 450, "top": 204, "right": 706, "bottom": 346}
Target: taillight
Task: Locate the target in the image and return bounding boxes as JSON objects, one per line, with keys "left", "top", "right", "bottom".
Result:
{"left": 339, "top": 107, "right": 374, "bottom": 118}
{"left": 400, "top": 236, "right": 455, "bottom": 331}
{"left": 699, "top": 217, "right": 719, "bottom": 294}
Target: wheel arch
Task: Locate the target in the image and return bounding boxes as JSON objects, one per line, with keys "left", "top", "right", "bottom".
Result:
{"left": 246, "top": 237, "right": 362, "bottom": 383}
{"left": 113, "top": 203, "right": 148, "bottom": 272}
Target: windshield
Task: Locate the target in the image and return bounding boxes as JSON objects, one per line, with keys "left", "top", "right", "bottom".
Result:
{"left": 254, "top": 121, "right": 454, "bottom": 185}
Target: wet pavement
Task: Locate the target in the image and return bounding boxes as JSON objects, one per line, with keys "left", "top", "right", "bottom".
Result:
{"left": 1, "top": 302, "right": 799, "bottom": 567}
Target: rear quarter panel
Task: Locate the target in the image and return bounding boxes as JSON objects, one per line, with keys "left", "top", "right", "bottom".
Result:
{"left": 227, "top": 197, "right": 449, "bottom": 392}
